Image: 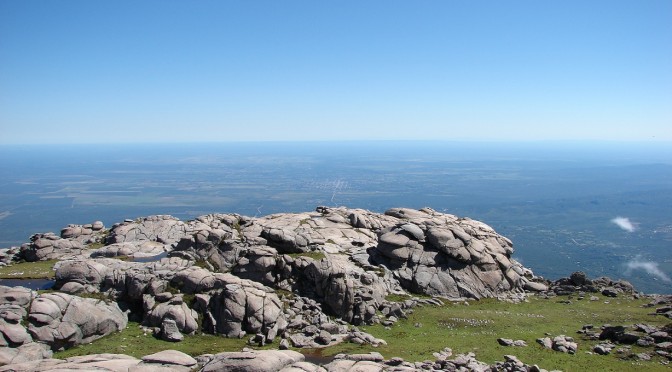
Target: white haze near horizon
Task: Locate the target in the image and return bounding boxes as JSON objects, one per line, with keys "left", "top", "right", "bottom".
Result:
{"left": 612, "top": 217, "right": 672, "bottom": 282}
{"left": 625, "top": 258, "right": 672, "bottom": 283}
{"left": 611, "top": 217, "right": 636, "bottom": 232}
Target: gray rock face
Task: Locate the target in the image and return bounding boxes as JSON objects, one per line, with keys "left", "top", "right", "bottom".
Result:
{"left": 0, "top": 287, "right": 34, "bottom": 308}
{"left": 140, "top": 349, "right": 197, "bottom": 370}
{"left": 368, "top": 208, "right": 530, "bottom": 299}
{"left": 201, "top": 349, "right": 305, "bottom": 372}
{"left": 19, "top": 233, "right": 87, "bottom": 262}
{"left": 60, "top": 221, "right": 107, "bottom": 245}
{"left": 145, "top": 293, "right": 198, "bottom": 336}
{"left": 166, "top": 267, "right": 287, "bottom": 341}
{"left": 107, "top": 215, "right": 187, "bottom": 245}
{"left": 5, "top": 206, "right": 548, "bottom": 355}
{"left": 94, "top": 206, "right": 535, "bottom": 325}
{"left": 0, "top": 350, "right": 199, "bottom": 371}
{"left": 55, "top": 260, "right": 111, "bottom": 289}
{"left": 90, "top": 241, "right": 166, "bottom": 259}
{"left": 160, "top": 318, "right": 184, "bottom": 342}
{"left": 297, "top": 256, "right": 387, "bottom": 324}
{"left": 0, "top": 342, "right": 52, "bottom": 366}
{"left": 0, "top": 287, "right": 35, "bottom": 348}
{"left": 54, "top": 256, "right": 286, "bottom": 342}
{"left": 0, "top": 286, "right": 127, "bottom": 354}
{"left": 232, "top": 246, "right": 285, "bottom": 286}
{"left": 27, "top": 292, "right": 127, "bottom": 350}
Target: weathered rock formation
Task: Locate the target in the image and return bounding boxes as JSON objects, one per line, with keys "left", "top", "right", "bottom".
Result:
{"left": 19, "top": 233, "right": 87, "bottom": 262}
{"left": 35, "top": 206, "right": 545, "bottom": 334}
{"left": 0, "top": 286, "right": 126, "bottom": 352}
{"left": 0, "top": 206, "right": 554, "bottom": 367}
{"left": 107, "top": 215, "right": 188, "bottom": 246}
{"left": 170, "top": 207, "right": 545, "bottom": 323}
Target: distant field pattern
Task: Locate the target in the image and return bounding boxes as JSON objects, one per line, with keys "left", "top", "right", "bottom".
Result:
{"left": 1, "top": 141, "right": 671, "bottom": 293}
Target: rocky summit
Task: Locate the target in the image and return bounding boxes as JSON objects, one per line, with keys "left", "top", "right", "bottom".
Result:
{"left": 2, "top": 206, "right": 655, "bottom": 371}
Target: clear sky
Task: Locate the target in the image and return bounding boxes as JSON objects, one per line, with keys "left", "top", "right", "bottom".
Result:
{"left": 1, "top": 1, "right": 671, "bottom": 144}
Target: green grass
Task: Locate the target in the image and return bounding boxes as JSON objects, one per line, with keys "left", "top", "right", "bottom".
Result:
{"left": 77, "top": 291, "right": 115, "bottom": 304}
{"left": 384, "top": 292, "right": 434, "bottom": 302}
{"left": 320, "top": 295, "right": 671, "bottom": 371}
{"left": 285, "top": 251, "right": 327, "bottom": 261}
{"left": 232, "top": 221, "right": 243, "bottom": 241}
{"left": 0, "top": 260, "right": 58, "bottom": 279}
{"left": 48, "top": 294, "right": 672, "bottom": 370}
{"left": 385, "top": 293, "right": 414, "bottom": 302}
{"left": 54, "top": 322, "right": 253, "bottom": 359}
{"left": 87, "top": 242, "right": 106, "bottom": 250}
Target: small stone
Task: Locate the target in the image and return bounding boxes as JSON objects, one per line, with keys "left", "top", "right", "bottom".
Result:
{"left": 497, "top": 338, "right": 514, "bottom": 346}
{"left": 160, "top": 319, "right": 184, "bottom": 342}
{"left": 636, "top": 352, "right": 651, "bottom": 361}
{"left": 594, "top": 344, "right": 611, "bottom": 355}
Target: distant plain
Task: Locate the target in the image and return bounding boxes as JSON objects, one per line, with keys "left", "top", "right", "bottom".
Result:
{"left": 1, "top": 141, "right": 670, "bottom": 294}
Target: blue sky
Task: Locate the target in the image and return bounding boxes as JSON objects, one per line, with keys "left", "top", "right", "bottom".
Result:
{"left": 1, "top": 1, "right": 671, "bottom": 144}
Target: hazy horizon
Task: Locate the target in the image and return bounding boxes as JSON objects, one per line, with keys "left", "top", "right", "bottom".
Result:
{"left": 1, "top": 141, "right": 671, "bottom": 293}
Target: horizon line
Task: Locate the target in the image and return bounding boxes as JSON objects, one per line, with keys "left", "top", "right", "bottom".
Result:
{"left": 2, "top": 138, "right": 672, "bottom": 147}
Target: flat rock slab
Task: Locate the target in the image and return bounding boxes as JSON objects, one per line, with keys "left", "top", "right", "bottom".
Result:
{"left": 141, "top": 350, "right": 197, "bottom": 367}
{"left": 202, "top": 349, "right": 305, "bottom": 372}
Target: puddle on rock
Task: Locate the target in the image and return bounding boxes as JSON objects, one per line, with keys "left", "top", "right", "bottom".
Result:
{"left": 0, "top": 278, "right": 55, "bottom": 290}
{"left": 131, "top": 251, "right": 169, "bottom": 263}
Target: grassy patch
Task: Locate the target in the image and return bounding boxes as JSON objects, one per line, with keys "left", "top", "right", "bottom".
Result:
{"left": 384, "top": 292, "right": 433, "bottom": 302}
{"left": 87, "top": 242, "right": 106, "bottom": 250}
{"left": 232, "top": 221, "right": 243, "bottom": 240}
{"left": 47, "top": 293, "right": 671, "bottom": 370}
{"left": 285, "top": 251, "right": 326, "bottom": 261}
{"left": 320, "top": 295, "right": 671, "bottom": 371}
{"left": 0, "top": 260, "right": 58, "bottom": 279}
{"left": 275, "top": 288, "right": 295, "bottom": 299}
{"left": 77, "top": 291, "right": 114, "bottom": 304}
{"left": 385, "top": 293, "right": 414, "bottom": 302}
{"left": 54, "top": 322, "right": 256, "bottom": 359}
{"left": 23, "top": 263, "right": 666, "bottom": 372}
{"left": 193, "top": 259, "right": 211, "bottom": 270}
